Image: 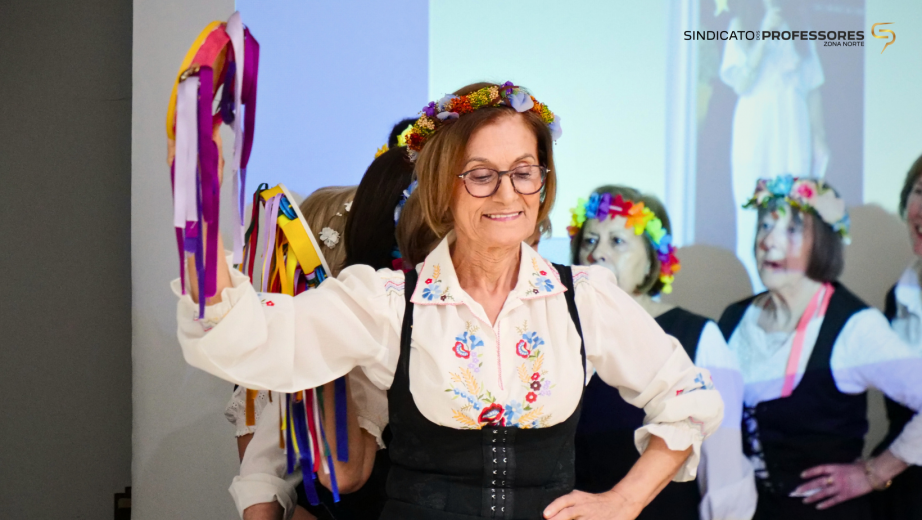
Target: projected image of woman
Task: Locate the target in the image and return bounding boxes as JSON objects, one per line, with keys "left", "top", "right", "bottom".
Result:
{"left": 569, "top": 185, "right": 756, "bottom": 520}
{"left": 718, "top": 175, "right": 922, "bottom": 520}
{"left": 719, "top": 0, "right": 828, "bottom": 286}
{"left": 172, "top": 82, "right": 725, "bottom": 520}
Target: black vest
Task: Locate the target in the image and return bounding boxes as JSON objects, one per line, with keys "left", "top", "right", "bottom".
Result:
{"left": 380, "top": 264, "right": 586, "bottom": 520}
{"left": 876, "top": 286, "right": 916, "bottom": 453}
{"left": 574, "top": 307, "right": 708, "bottom": 520}
{"left": 718, "top": 282, "right": 869, "bottom": 495}
{"left": 869, "top": 284, "right": 922, "bottom": 520}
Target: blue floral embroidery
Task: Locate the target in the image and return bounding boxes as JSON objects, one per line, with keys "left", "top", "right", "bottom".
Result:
{"left": 516, "top": 331, "right": 545, "bottom": 358}
{"left": 421, "top": 263, "right": 454, "bottom": 302}
{"left": 526, "top": 258, "right": 556, "bottom": 295}
{"left": 422, "top": 284, "right": 443, "bottom": 301}
{"left": 453, "top": 330, "right": 484, "bottom": 361}
{"left": 677, "top": 372, "right": 715, "bottom": 396}
{"left": 504, "top": 400, "right": 525, "bottom": 423}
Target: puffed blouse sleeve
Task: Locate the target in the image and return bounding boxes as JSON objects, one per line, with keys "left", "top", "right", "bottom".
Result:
{"left": 573, "top": 265, "right": 726, "bottom": 481}
{"left": 173, "top": 254, "right": 406, "bottom": 393}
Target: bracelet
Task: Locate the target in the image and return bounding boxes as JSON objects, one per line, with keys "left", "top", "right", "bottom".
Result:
{"left": 864, "top": 460, "right": 893, "bottom": 491}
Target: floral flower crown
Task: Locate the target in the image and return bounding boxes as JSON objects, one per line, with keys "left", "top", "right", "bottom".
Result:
{"left": 404, "top": 81, "right": 562, "bottom": 160}
{"left": 568, "top": 192, "right": 681, "bottom": 294}
{"left": 374, "top": 124, "right": 415, "bottom": 158}
{"left": 743, "top": 174, "right": 850, "bottom": 243}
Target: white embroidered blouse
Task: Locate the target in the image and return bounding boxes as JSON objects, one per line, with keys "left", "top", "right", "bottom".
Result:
{"left": 175, "top": 235, "right": 724, "bottom": 483}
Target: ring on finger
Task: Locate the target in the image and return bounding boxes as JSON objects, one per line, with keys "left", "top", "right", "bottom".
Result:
{"left": 825, "top": 476, "right": 834, "bottom": 486}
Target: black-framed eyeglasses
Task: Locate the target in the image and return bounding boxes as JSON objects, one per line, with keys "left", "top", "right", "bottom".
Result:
{"left": 457, "top": 165, "right": 549, "bottom": 198}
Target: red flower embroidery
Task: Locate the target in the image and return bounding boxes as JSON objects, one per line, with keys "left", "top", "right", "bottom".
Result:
{"left": 540, "top": 271, "right": 547, "bottom": 276}
{"left": 425, "top": 278, "right": 433, "bottom": 284}
{"left": 525, "top": 392, "right": 537, "bottom": 403}
{"left": 530, "top": 381, "right": 541, "bottom": 391}
{"left": 265, "top": 301, "right": 275, "bottom": 307}
{"left": 453, "top": 341, "right": 470, "bottom": 359}
{"left": 478, "top": 403, "right": 505, "bottom": 426}
{"left": 531, "top": 372, "right": 540, "bottom": 381}
{"left": 516, "top": 340, "right": 530, "bottom": 358}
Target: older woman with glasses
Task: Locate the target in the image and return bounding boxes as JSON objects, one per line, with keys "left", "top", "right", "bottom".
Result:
{"left": 173, "top": 82, "right": 724, "bottom": 520}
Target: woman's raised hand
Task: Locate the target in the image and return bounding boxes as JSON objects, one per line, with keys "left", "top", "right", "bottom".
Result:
{"left": 543, "top": 489, "right": 643, "bottom": 520}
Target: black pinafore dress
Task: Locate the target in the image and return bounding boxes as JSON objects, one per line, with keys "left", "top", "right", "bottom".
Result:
{"left": 380, "top": 265, "right": 586, "bottom": 520}
{"left": 719, "top": 283, "right": 871, "bottom": 520}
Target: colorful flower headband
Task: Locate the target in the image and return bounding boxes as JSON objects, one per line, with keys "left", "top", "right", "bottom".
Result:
{"left": 568, "top": 193, "right": 681, "bottom": 294}
{"left": 404, "top": 81, "right": 562, "bottom": 160}
{"left": 374, "top": 124, "right": 415, "bottom": 158}
{"left": 743, "top": 174, "right": 850, "bottom": 243}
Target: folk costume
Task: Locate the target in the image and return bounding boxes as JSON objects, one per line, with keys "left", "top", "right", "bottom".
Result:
{"left": 871, "top": 264, "right": 922, "bottom": 520}
{"left": 719, "top": 176, "right": 922, "bottom": 520}
{"left": 568, "top": 192, "right": 756, "bottom": 520}
{"left": 174, "top": 84, "right": 724, "bottom": 519}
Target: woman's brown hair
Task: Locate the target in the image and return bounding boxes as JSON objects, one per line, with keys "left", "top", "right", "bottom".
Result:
{"left": 898, "top": 153, "right": 922, "bottom": 218}
{"left": 299, "top": 185, "right": 357, "bottom": 277}
{"left": 415, "top": 82, "right": 557, "bottom": 238}
{"left": 569, "top": 185, "right": 672, "bottom": 296}
{"left": 396, "top": 191, "right": 440, "bottom": 267}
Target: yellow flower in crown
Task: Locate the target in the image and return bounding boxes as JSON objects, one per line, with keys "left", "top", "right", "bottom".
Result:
{"left": 375, "top": 144, "right": 389, "bottom": 158}
{"left": 396, "top": 124, "right": 413, "bottom": 148}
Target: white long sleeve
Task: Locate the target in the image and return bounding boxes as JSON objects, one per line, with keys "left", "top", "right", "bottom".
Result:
{"left": 229, "top": 393, "right": 299, "bottom": 520}
{"left": 693, "top": 323, "right": 757, "bottom": 520}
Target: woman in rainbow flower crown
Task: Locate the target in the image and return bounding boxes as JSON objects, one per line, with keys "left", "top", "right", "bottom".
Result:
{"left": 718, "top": 174, "right": 922, "bottom": 520}
{"left": 173, "top": 81, "right": 724, "bottom": 520}
{"left": 568, "top": 185, "right": 757, "bottom": 520}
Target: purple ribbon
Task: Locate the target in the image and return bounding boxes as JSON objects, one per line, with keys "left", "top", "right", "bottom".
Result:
{"left": 197, "top": 66, "right": 220, "bottom": 301}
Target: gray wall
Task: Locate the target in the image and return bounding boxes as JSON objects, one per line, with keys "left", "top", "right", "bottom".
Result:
{"left": 131, "top": 1, "right": 239, "bottom": 518}
{"left": 0, "top": 1, "right": 133, "bottom": 518}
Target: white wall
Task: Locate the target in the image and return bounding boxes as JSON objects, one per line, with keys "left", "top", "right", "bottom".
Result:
{"left": 132, "top": 1, "right": 239, "bottom": 519}
{"left": 864, "top": 0, "right": 922, "bottom": 212}
{"left": 429, "top": 0, "right": 668, "bottom": 238}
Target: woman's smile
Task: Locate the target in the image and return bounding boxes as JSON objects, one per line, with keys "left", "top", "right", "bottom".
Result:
{"left": 483, "top": 211, "right": 523, "bottom": 222}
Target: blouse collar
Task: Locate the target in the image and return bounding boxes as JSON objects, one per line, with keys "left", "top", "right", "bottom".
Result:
{"left": 894, "top": 259, "right": 922, "bottom": 318}
{"left": 411, "top": 232, "right": 566, "bottom": 317}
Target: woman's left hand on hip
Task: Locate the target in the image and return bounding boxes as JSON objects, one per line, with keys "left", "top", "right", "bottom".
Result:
{"left": 793, "top": 462, "right": 872, "bottom": 510}
{"left": 543, "top": 489, "right": 642, "bottom": 520}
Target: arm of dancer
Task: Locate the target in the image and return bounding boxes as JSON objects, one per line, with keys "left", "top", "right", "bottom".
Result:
{"left": 174, "top": 245, "right": 405, "bottom": 393}
{"left": 232, "top": 370, "right": 389, "bottom": 519}
{"left": 794, "top": 309, "right": 922, "bottom": 509}
{"left": 544, "top": 266, "right": 726, "bottom": 520}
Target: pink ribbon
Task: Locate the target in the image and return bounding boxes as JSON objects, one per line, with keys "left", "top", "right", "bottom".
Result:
{"left": 781, "top": 283, "right": 835, "bottom": 397}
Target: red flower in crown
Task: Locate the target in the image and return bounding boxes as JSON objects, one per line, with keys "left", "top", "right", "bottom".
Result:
{"left": 609, "top": 194, "right": 633, "bottom": 217}
{"left": 478, "top": 403, "right": 505, "bottom": 426}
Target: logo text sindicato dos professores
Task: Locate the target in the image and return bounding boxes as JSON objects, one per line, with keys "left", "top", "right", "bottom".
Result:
{"left": 685, "top": 29, "right": 865, "bottom": 47}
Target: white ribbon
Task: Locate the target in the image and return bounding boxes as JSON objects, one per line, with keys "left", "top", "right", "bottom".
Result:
{"left": 225, "top": 11, "right": 246, "bottom": 264}
{"left": 174, "top": 77, "right": 199, "bottom": 229}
